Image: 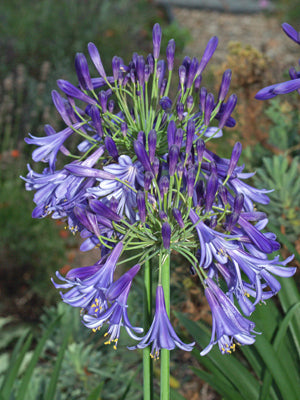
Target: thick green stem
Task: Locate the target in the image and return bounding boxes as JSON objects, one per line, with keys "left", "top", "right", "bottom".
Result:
{"left": 160, "top": 252, "right": 170, "bottom": 400}
{"left": 143, "top": 260, "right": 153, "bottom": 400}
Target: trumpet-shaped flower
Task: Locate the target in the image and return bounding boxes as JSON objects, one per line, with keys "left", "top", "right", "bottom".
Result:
{"left": 129, "top": 285, "right": 195, "bottom": 359}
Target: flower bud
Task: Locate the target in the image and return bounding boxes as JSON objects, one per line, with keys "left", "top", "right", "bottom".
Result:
{"left": 75, "top": 53, "right": 93, "bottom": 91}
{"left": 197, "top": 36, "right": 218, "bottom": 75}
{"left": 159, "top": 96, "right": 172, "bottom": 111}
{"left": 137, "top": 55, "right": 145, "bottom": 86}
{"left": 153, "top": 23, "right": 162, "bottom": 59}
{"left": 186, "top": 57, "right": 199, "bottom": 88}
{"left": 196, "top": 139, "right": 205, "bottom": 164}
{"left": 88, "top": 42, "right": 106, "bottom": 79}
{"left": 194, "top": 74, "right": 202, "bottom": 92}
{"left": 187, "top": 167, "right": 195, "bottom": 197}
{"left": 204, "top": 93, "right": 215, "bottom": 126}
{"left": 186, "top": 119, "right": 195, "bottom": 155}
{"left": 176, "top": 102, "right": 184, "bottom": 121}
{"left": 218, "top": 69, "right": 232, "bottom": 102}
{"left": 186, "top": 95, "right": 194, "bottom": 111}
{"left": 112, "top": 56, "right": 121, "bottom": 81}
{"left": 159, "top": 176, "right": 169, "bottom": 195}
{"left": 162, "top": 222, "right": 171, "bottom": 249}
{"left": 167, "top": 120, "right": 176, "bottom": 148}
{"left": 169, "top": 145, "right": 179, "bottom": 176}
{"left": 134, "top": 140, "right": 152, "bottom": 172}
{"left": 179, "top": 65, "right": 186, "bottom": 86}
{"left": 137, "top": 191, "right": 146, "bottom": 223}
{"left": 166, "top": 39, "right": 176, "bottom": 71}
{"left": 148, "top": 129, "right": 157, "bottom": 163}
{"left": 172, "top": 208, "right": 184, "bottom": 228}
{"left": 227, "top": 142, "right": 242, "bottom": 177}
{"left": 218, "top": 94, "right": 237, "bottom": 129}
{"left": 144, "top": 171, "right": 154, "bottom": 191}
{"left": 105, "top": 136, "right": 118, "bottom": 161}
{"left": 90, "top": 105, "right": 103, "bottom": 137}
{"left": 199, "top": 87, "right": 207, "bottom": 113}
{"left": 175, "top": 128, "right": 183, "bottom": 148}
{"left": 152, "top": 157, "right": 160, "bottom": 177}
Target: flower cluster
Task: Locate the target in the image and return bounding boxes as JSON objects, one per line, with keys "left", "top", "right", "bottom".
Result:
{"left": 255, "top": 23, "right": 300, "bottom": 99}
{"left": 23, "top": 23, "right": 296, "bottom": 357}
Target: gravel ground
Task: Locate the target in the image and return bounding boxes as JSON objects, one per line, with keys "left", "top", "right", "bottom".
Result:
{"left": 171, "top": 8, "right": 298, "bottom": 70}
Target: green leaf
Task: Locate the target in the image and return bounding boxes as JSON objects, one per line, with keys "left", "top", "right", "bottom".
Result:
{"left": 44, "top": 329, "right": 70, "bottom": 400}
{"left": 175, "top": 312, "right": 260, "bottom": 400}
{"left": 169, "top": 388, "right": 187, "bottom": 400}
{"left": 191, "top": 367, "right": 244, "bottom": 400}
{"left": 254, "top": 334, "right": 299, "bottom": 399}
{"left": 0, "top": 333, "right": 32, "bottom": 399}
{"left": 15, "top": 316, "right": 61, "bottom": 400}
{"left": 86, "top": 382, "right": 104, "bottom": 400}
{"left": 260, "top": 302, "right": 300, "bottom": 400}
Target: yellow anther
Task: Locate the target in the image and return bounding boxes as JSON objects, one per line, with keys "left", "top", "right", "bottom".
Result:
{"left": 113, "top": 345, "right": 117, "bottom": 350}
{"left": 104, "top": 332, "right": 109, "bottom": 337}
{"left": 104, "top": 340, "right": 111, "bottom": 345}
{"left": 221, "top": 347, "right": 225, "bottom": 352}
{"left": 92, "top": 328, "right": 96, "bottom": 332}
{"left": 95, "top": 308, "right": 98, "bottom": 312}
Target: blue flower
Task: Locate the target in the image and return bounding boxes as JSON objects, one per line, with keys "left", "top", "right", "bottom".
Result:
{"left": 88, "top": 155, "right": 144, "bottom": 220}
{"left": 25, "top": 122, "right": 83, "bottom": 171}
{"left": 83, "top": 264, "right": 143, "bottom": 346}
{"left": 51, "top": 242, "right": 123, "bottom": 312}
{"left": 201, "top": 278, "right": 257, "bottom": 356}
{"left": 129, "top": 285, "right": 195, "bottom": 359}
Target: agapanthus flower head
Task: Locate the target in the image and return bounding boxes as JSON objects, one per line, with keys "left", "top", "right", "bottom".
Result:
{"left": 24, "top": 22, "right": 296, "bottom": 358}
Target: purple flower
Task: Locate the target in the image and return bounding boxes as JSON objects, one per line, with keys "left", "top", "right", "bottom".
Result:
{"left": 83, "top": 264, "right": 143, "bottom": 343}
{"left": 25, "top": 123, "right": 82, "bottom": 171}
{"left": 189, "top": 209, "right": 239, "bottom": 269}
{"left": 88, "top": 155, "right": 144, "bottom": 220}
{"left": 51, "top": 242, "right": 123, "bottom": 311}
{"left": 129, "top": 285, "right": 195, "bottom": 358}
{"left": 201, "top": 278, "right": 257, "bottom": 355}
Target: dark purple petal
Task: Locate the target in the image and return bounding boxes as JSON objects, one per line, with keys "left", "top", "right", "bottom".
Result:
{"left": 144, "top": 171, "right": 154, "bottom": 191}
{"left": 187, "top": 167, "right": 195, "bottom": 197}
{"left": 175, "top": 128, "right": 183, "bottom": 149}
{"left": 187, "top": 57, "right": 199, "bottom": 88}
{"left": 196, "top": 139, "right": 205, "bottom": 164}
{"left": 205, "top": 169, "right": 218, "bottom": 212}
{"left": 159, "top": 176, "right": 169, "bottom": 195}
{"left": 176, "top": 103, "right": 184, "bottom": 121}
